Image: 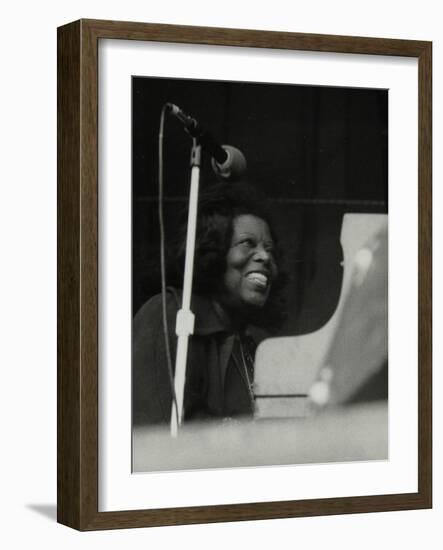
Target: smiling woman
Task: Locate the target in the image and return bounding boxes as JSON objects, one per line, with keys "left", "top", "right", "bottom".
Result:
{"left": 221, "top": 214, "right": 278, "bottom": 311}
{"left": 132, "top": 182, "right": 287, "bottom": 426}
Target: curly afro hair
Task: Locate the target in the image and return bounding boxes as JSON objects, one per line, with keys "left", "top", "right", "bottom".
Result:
{"left": 167, "top": 182, "right": 287, "bottom": 331}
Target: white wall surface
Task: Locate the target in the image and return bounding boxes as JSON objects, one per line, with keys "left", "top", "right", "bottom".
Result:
{"left": 0, "top": 0, "right": 440, "bottom": 547}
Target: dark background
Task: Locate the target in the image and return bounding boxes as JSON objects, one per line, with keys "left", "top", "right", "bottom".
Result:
{"left": 132, "top": 76, "right": 387, "bottom": 336}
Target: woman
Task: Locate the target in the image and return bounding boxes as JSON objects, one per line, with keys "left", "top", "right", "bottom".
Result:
{"left": 133, "top": 182, "right": 285, "bottom": 426}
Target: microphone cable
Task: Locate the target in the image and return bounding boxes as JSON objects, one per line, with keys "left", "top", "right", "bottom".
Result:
{"left": 158, "top": 103, "right": 179, "bottom": 426}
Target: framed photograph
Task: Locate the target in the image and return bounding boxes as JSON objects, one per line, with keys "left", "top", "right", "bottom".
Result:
{"left": 57, "top": 19, "right": 432, "bottom": 530}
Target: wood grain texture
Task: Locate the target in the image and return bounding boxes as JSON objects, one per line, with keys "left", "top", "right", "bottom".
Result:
{"left": 57, "top": 19, "right": 432, "bottom": 530}
{"left": 79, "top": 19, "right": 100, "bottom": 529}
{"left": 418, "top": 42, "right": 432, "bottom": 507}
{"left": 83, "top": 18, "right": 428, "bottom": 56}
{"left": 57, "top": 20, "right": 81, "bottom": 529}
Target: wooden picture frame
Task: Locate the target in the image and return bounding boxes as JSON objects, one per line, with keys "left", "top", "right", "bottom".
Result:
{"left": 57, "top": 18, "right": 432, "bottom": 530}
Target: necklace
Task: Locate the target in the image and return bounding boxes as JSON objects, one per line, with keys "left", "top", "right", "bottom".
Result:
{"left": 232, "top": 334, "right": 255, "bottom": 405}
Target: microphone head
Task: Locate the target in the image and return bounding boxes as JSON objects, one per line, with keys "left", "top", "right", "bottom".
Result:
{"left": 211, "top": 145, "right": 247, "bottom": 182}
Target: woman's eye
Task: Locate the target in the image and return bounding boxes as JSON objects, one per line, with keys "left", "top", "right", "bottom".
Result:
{"left": 239, "top": 238, "right": 255, "bottom": 247}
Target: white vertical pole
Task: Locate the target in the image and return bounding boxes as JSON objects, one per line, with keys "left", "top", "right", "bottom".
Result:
{"left": 170, "top": 145, "right": 201, "bottom": 437}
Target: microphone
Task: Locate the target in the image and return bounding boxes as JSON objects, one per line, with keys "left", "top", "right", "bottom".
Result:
{"left": 166, "top": 103, "right": 247, "bottom": 182}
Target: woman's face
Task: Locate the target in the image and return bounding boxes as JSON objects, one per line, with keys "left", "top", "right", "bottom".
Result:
{"left": 221, "top": 214, "right": 278, "bottom": 312}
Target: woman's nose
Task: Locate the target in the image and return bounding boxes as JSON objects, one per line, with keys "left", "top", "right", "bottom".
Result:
{"left": 253, "top": 244, "right": 271, "bottom": 264}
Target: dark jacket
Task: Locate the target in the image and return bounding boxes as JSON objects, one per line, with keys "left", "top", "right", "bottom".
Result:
{"left": 133, "top": 288, "right": 264, "bottom": 425}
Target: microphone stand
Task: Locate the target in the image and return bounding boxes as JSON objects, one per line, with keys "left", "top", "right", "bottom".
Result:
{"left": 170, "top": 138, "right": 201, "bottom": 437}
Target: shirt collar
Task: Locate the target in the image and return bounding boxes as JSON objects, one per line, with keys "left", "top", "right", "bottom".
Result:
{"left": 168, "top": 287, "right": 229, "bottom": 335}
{"left": 168, "top": 287, "right": 264, "bottom": 340}
{"left": 192, "top": 294, "right": 230, "bottom": 335}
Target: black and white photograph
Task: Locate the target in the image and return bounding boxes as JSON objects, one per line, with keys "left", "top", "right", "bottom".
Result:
{"left": 2, "top": 0, "right": 435, "bottom": 542}
{"left": 131, "top": 76, "right": 389, "bottom": 472}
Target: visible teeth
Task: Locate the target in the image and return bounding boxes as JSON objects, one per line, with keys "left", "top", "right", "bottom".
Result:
{"left": 246, "top": 272, "right": 268, "bottom": 286}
